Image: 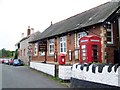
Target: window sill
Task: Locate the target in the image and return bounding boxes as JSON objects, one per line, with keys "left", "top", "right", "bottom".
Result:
{"left": 40, "top": 55, "right": 45, "bottom": 56}
{"left": 75, "top": 47, "right": 79, "bottom": 50}
{"left": 59, "top": 52, "right": 67, "bottom": 55}
{"left": 106, "top": 44, "right": 115, "bottom": 47}
{"left": 48, "top": 54, "right": 54, "bottom": 56}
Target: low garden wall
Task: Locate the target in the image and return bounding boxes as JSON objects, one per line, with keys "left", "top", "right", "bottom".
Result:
{"left": 58, "top": 65, "right": 72, "bottom": 80}
{"left": 30, "top": 62, "right": 56, "bottom": 77}
{"left": 71, "top": 63, "right": 120, "bottom": 88}
{"left": 30, "top": 62, "right": 72, "bottom": 80}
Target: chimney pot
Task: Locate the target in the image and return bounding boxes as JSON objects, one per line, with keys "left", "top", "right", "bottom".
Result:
{"left": 31, "top": 28, "right": 34, "bottom": 34}
{"left": 27, "top": 26, "right": 31, "bottom": 36}
{"left": 21, "top": 33, "right": 24, "bottom": 38}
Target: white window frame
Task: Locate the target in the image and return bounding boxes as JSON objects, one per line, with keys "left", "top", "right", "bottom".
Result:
{"left": 106, "top": 23, "right": 113, "bottom": 44}
{"left": 49, "top": 39, "right": 54, "bottom": 55}
{"left": 60, "top": 36, "right": 66, "bottom": 54}
{"left": 34, "top": 43, "right": 38, "bottom": 56}
{"left": 77, "top": 32, "right": 87, "bottom": 47}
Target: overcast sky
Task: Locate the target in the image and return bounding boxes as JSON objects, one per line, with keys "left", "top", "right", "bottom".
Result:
{"left": 0, "top": 0, "right": 110, "bottom": 51}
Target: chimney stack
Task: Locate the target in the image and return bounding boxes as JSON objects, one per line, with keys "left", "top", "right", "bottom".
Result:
{"left": 51, "top": 21, "right": 52, "bottom": 26}
{"left": 21, "top": 33, "right": 24, "bottom": 38}
{"left": 31, "top": 28, "right": 34, "bottom": 34}
{"left": 27, "top": 26, "right": 31, "bottom": 36}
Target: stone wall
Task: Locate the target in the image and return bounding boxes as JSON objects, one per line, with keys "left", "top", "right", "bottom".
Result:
{"left": 71, "top": 63, "right": 120, "bottom": 88}
{"left": 58, "top": 65, "right": 72, "bottom": 80}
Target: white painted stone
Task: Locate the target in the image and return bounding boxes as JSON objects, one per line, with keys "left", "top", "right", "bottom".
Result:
{"left": 71, "top": 63, "right": 120, "bottom": 87}
{"left": 58, "top": 65, "right": 72, "bottom": 80}
{"left": 30, "top": 62, "right": 55, "bottom": 76}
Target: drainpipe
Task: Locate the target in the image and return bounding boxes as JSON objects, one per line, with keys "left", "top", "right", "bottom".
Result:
{"left": 118, "top": 17, "right": 120, "bottom": 63}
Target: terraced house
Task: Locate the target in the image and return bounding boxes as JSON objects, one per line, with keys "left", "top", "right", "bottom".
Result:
{"left": 17, "top": 26, "right": 41, "bottom": 65}
{"left": 29, "top": 0, "right": 120, "bottom": 65}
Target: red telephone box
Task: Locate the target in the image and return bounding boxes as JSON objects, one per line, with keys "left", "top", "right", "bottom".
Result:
{"left": 79, "top": 35, "right": 102, "bottom": 64}
{"left": 58, "top": 53, "right": 66, "bottom": 65}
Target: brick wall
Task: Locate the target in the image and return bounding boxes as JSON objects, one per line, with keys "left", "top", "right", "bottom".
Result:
{"left": 31, "top": 23, "right": 118, "bottom": 64}
{"left": 66, "top": 33, "right": 76, "bottom": 64}
{"left": 106, "top": 22, "right": 119, "bottom": 64}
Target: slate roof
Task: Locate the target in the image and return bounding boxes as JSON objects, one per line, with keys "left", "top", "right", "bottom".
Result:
{"left": 19, "top": 36, "right": 30, "bottom": 42}
{"left": 29, "top": 31, "right": 41, "bottom": 43}
{"left": 34, "top": 1, "right": 120, "bottom": 42}
{"left": 19, "top": 31, "right": 41, "bottom": 43}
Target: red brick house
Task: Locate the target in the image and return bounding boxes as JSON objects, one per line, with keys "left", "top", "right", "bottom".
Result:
{"left": 29, "top": 0, "right": 120, "bottom": 65}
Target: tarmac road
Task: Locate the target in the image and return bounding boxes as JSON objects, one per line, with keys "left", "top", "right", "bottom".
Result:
{"left": 1, "top": 64, "right": 68, "bottom": 88}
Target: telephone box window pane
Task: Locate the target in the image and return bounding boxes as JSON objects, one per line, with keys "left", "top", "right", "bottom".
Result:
{"left": 81, "top": 45, "right": 86, "bottom": 49}
{"left": 82, "top": 53, "right": 86, "bottom": 56}
{"left": 92, "top": 45, "right": 98, "bottom": 61}
{"left": 82, "top": 50, "right": 86, "bottom": 53}
{"left": 93, "top": 56, "right": 98, "bottom": 59}
{"left": 82, "top": 57, "right": 86, "bottom": 61}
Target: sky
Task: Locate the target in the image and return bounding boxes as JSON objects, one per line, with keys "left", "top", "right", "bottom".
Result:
{"left": 0, "top": 0, "right": 111, "bottom": 51}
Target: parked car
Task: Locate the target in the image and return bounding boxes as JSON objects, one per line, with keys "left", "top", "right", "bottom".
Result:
{"left": 9, "top": 58, "right": 14, "bottom": 65}
{"left": 0, "top": 58, "right": 5, "bottom": 63}
{"left": 13, "top": 59, "right": 23, "bottom": 66}
{"left": 1, "top": 59, "right": 5, "bottom": 63}
{"left": 4, "top": 59, "right": 9, "bottom": 64}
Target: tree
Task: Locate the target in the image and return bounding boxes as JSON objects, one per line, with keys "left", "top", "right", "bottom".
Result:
{"left": 1, "top": 48, "right": 15, "bottom": 58}
{"left": 14, "top": 49, "right": 18, "bottom": 59}
{"left": 2, "top": 48, "right": 7, "bottom": 57}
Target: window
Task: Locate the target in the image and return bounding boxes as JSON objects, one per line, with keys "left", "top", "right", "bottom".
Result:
{"left": 34, "top": 43, "right": 38, "bottom": 56}
{"left": 106, "top": 23, "right": 113, "bottom": 44}
{"left": 40, "top": 51, "right": 45, "bottom": 56}
{"left": 77, "top": 32, "right": 87, "bottom": 47}
{"left": 49, "top": 39, "right": 54, "bottom": 54}
{"left": 60, "top": 36, "right": 66, "bottom": 53}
